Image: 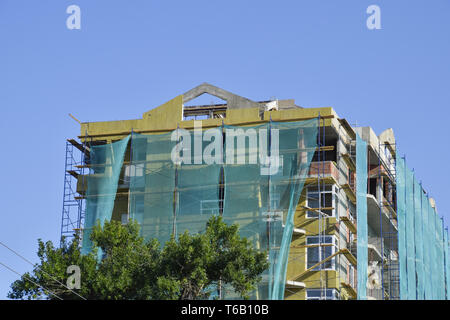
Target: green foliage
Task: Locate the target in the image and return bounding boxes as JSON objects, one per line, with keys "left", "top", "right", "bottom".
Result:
{"left": 8, "top": 233, "right": 97, "bottom": 300}
{"left": 8, "top": 216, "right": 268, "bottom": 300}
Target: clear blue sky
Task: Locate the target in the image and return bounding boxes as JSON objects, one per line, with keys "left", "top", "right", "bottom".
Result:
{"left": 0, "top": 0, "right": 449, "bottom": 299}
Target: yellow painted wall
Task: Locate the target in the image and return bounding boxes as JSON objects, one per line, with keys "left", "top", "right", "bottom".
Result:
{"left": 79, "top": 95, "right": 339, "bottom": 142}
{"left": 76, "top": 92, "right": 351, "bottom": 300}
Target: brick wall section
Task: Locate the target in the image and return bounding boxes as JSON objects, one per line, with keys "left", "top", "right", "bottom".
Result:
{"left": 308, "top": 161, "right": 339, "bottom": 182}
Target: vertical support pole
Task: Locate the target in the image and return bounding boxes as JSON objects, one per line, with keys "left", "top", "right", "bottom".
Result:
{"left": 60, "top": 141, "right": 70, "bottom": 247}
{"left": 266, "top": 115, "right": 273, "bottom": 299}
{"left": 79, "top": 129, "right": 89, "bottom": 234}
{"left": 173, "top": 124, "right": 180, "bottom": 238}
{"left": 218, "top": 119, "right": 225, "bottom": 300}
{"left": 219, "top": 120, "right": 225, "bottom": 217}
{"left": 321, "top": 113, "right": 326, "bottom": 297}
{"left": 267, "top": 116, "right": 272, "bottom": 250}
{"left": 316, "top": 113, "right": 325, "bottom": 298}
{"left": 378, "top": 142, "right": 385, "bottom": 299}
{"left": 127, "top": 129, "right": 133, "bottom": 223}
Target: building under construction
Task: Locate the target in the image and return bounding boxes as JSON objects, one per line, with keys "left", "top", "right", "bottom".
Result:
{"left": 61, "top": 83, "right": 450, "bottom": 300}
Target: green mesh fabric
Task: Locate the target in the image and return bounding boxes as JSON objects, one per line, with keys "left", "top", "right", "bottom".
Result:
{"left": 421, "top": 186, "right": 432, "bottom": 299}
{"left": 396, "top": 157, "right": 407, "bottom": 299}
{"left": 223, "top": 120, "right": 318, "bottom": 299}
{"left": 129, "top": 132, "right": 176, "bottom": 246}
{"left": 356, "top": 134, "right": 368, "bottom": 300}
{"left": 435, "top": 212, "right": 445, "bottom": 299}
{"left": 222, "top": 123, "right": 268, "bottom": 299}
{"left": 81, "top": 135, "right": 131, "bottom": 255}
{"left": 428, "top": 193, "right": 438, "bottom": 299}
{"left": 445, "top": 229, "right": 450, "bottom": 299}
{"left": 396, "top": 159, "right": 448, "bottom": 300}
{"left": 413, "top": 177, "right": 424, "bottom": 298}
{"left": 127, "top": 120, "right": 317, "bottom": 300}
{"left": 176, "top": 127, "right": 222, "bottom": 236}
{"left": 405, "top": 166, "right": 416, "bottom": 299}
{"left": 270, "top": 120, "right": 318, "bottom": 299}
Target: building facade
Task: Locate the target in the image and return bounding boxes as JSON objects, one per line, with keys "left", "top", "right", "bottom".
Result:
{"left": 61, "top": 83, "right": 449, "bottom": 300}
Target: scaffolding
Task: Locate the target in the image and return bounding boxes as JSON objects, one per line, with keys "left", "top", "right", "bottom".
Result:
{"left": 284, "top": 115, "right": 359, "bottom": 300}
{"left": 73, "top": 119, "right": 319, "bottom": 299}
{"left": 377, "top": 142, "right": 399, "bottom": 300}
{"left": 60, "top": 138, "right": 89, "bottom": 244}
{"left": 60, "top": 111, "right": 448, "bottom": 300}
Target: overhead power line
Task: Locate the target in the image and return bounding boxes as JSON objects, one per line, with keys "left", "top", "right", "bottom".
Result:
{"left": 0, "top": 241, "right": 87, "bottom": 300}
{"left": 0, "top": 260, "right": 63, "bottom": 300}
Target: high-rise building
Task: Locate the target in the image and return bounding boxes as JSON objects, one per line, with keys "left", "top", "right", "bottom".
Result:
{"left": 61, "top": 83, "right": 450, "bottom": 300}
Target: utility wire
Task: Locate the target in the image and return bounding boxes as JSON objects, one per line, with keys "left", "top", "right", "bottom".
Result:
{"left": 0, "top": 241, "right": 87, "bottom": 300}
{"left": 0, "top": 260, "right": 63, "bottom": 300}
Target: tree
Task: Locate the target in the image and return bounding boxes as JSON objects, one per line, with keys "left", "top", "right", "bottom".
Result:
{"left": 8, "top": 216, "right": 268, "bottom": 300}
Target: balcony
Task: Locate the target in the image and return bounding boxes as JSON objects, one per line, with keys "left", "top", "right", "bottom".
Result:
{"left": 381, "top": 196, "right": 397, "bottom": 220}
{"left": 305, "top": 161, "right": 339, "bottom": 186}
{"left": 368, "top": 164, "right": 394, "bottom": 181}
{"left": 367, "top": 194, "right": 398, "bottom": 240}
{"left": 368, "top": 237, "right": 383, "bottom": 262}
{"left": 347, "top": 237, "right": 382, "bottom": 262}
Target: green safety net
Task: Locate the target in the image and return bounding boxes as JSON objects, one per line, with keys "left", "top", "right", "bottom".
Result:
{"left": 222, "top": 120, "right": 318, "bottom": 299}
{"left": 435, "top": 209, "right": 445, "bottom": 299}
{"left": 78, "top": 124, "right": 450, "bottom": 300}
{"left": 356, "top": 134, "right": 368, "bottom": 300}
{"left": 396, "top": 157, "right": 449, "bottom": 300}
{"left": 405, "top": 166, "right": 416, "bottom": 299}
{"left": 413, "top": 177, "right": 424, "bottom": 299}
{"left": 271, "top": 120, "right": 318, "bottom": 299}
{"left": 129, "top": 132, "right": 176, "bottom": 246}
{"left": 396, "top": 157, "right": 407, "bottom": 299}
{"left": 445, "top": 229, "right": 450, "bottom": 299}
{"left": 128, "top": 129, "right": 223, "bottom": 246}
{"left": 421, "top": 186, "right": 432, "bottom": 299}
{"left": 428, "top": 191, "right": 438, "bottom": 299}
{"left": 81, "top": 135, "right": 131, "bottom": 255}
{"left": 221, "top": 123, "right": 268, "bottom": 299}
{"left": 127, "top": 120, "right": 317, "bottom": 300}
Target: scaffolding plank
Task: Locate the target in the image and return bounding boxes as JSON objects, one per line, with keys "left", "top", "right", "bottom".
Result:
{"left": 342, "top": 184, "right": 357, "bottom": 204}
{"left": 285, "top": 280, "right": 306, "bottom": 289}
{"left": 340, "top": 216, "right": 357, "bottom": 234}
{"left": 340, "top": 282, "right": 357, "bottom": 299}
{"left": 75, "top": 160, "right": 131, "bottom": 169}
{"left": 295, "top": 249, "right": 344, "bottom": 279}
{"left": 304, "top": 176, "right": 338, "bottom": 186}
{"left": 341, "top": 153, "right": 356, "bottom": 172}
{"left": 67, "top": 170, "right": 79, "bottom": 178}
{"left": 292, "top": 243, "right": 334, "bottom": 248}
{"left": 68, "top": 139, "right": 90, "bottom": 156}
{"left": 319, "top": 146, "right": 335, "bottom": 152}
{"left": 341, "top": 248, "right": 357, "bottom": 266}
